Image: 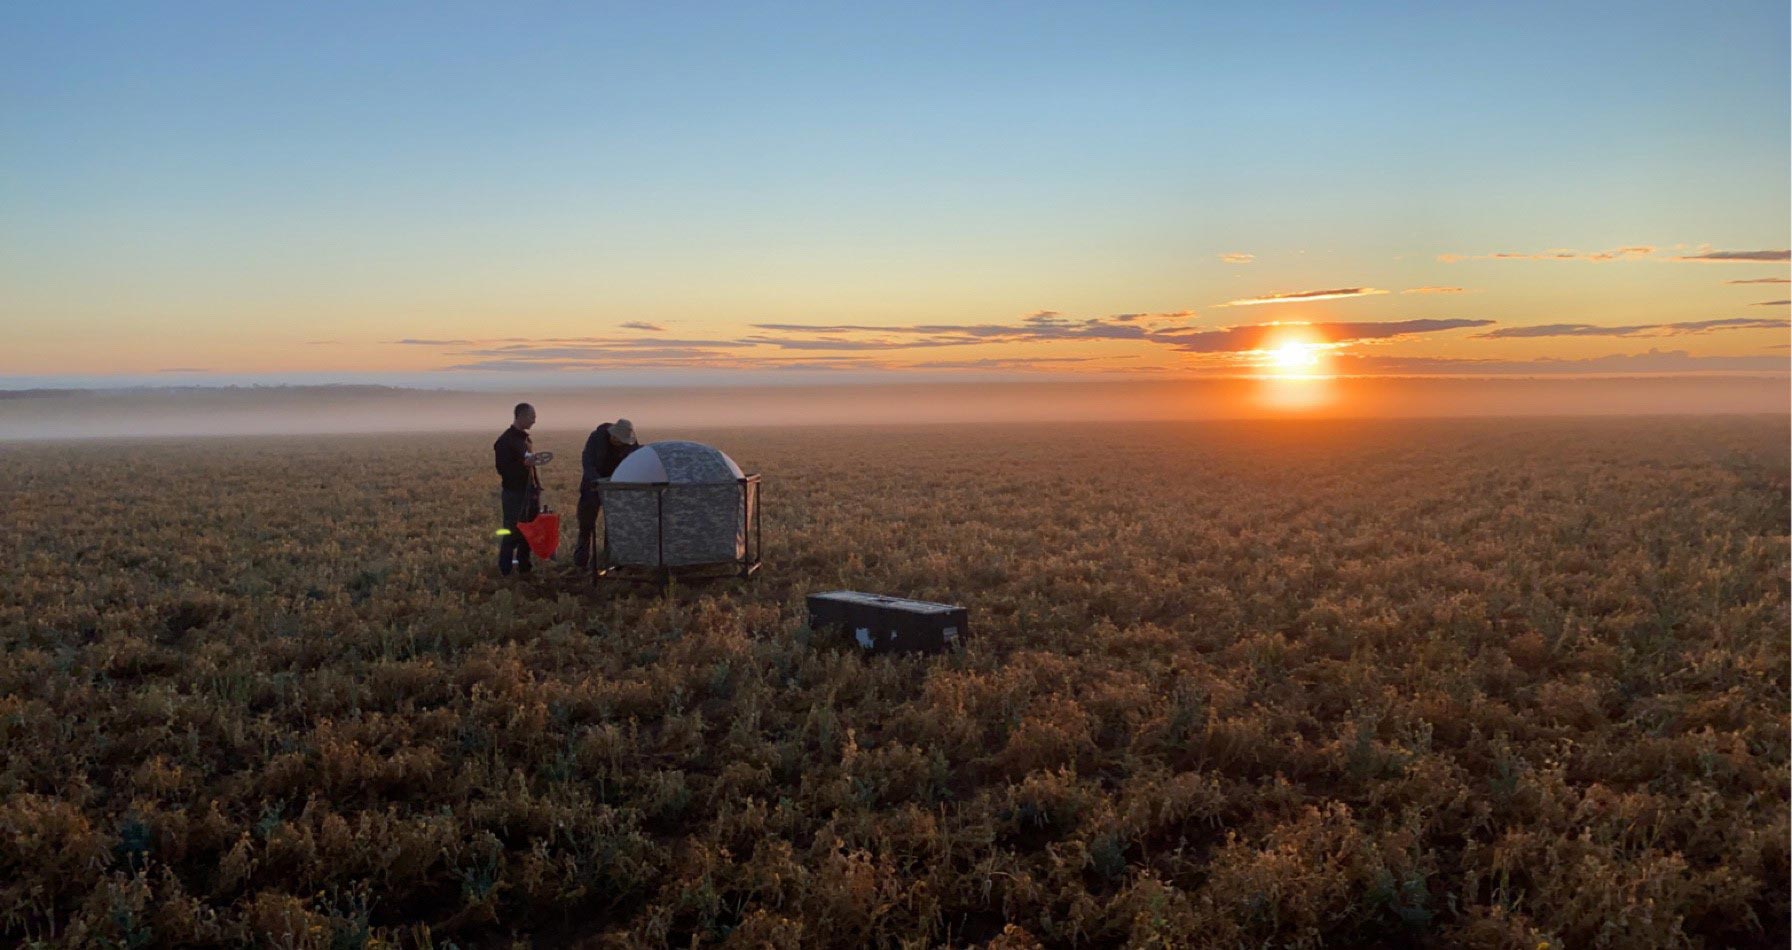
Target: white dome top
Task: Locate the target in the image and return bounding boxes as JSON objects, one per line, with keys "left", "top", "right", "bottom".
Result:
{"left": 611, "top": 440, "right": 744, "bottom": 484}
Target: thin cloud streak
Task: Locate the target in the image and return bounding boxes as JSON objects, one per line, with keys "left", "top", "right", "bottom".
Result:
{"left": 748, "top": 316, "right": 1158, "bottom": 344}
{"left": 1477, "top": 317, "right": 1787, "bottom": 339}
{"left": 1220, "top": 252, "right": 1254, "bottom": 264}
{"left": 423, "top": 336, "right": 748, "bottom": 347}
{"left": 460, "top": 346, "right": 738, "bottom": 361}
{"left": 742, "top": 336, "right": 984, "bottom": 351}
{"left": 1153, "top": 318, "right": 1492, "bottom": 353}
{"left": 903, "top": 356, "right": 1120, "bottom": 370}
{"left": 1726, "top": 277, "right": 1791, "bottom": 284}
{"left": 433, "top": 314, "right": 1495, "bottom": 366}
{"left": 445, "top": 354, "right": 875, "bottom": 373}
{"left": 386, "top": 307, "right": 1783, "bottom": 381}
{"left": 619, "top": 321, "right": 665, "bottom": 331}
{"left": 1333, "top": 349, "right": 1787, "bottom": 376}
{"left": 1402, "top": 286, "right": 1466, "bottom": 294}
{"left": 1673, "top": 250, "right": 1791, "bottom": 262}
{"left": 1221, "top": 287, "right": 1389, "bottom": 307}
{"left": 1438, "top": 246, "right": 1655, "bottom": 263}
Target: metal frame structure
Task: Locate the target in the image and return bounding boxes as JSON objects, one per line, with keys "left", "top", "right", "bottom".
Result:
{"left": 590, "top": 474, "right": 762, "bottom": 590}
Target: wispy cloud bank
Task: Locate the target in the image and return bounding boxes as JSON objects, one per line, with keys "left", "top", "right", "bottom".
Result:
{"left": 1334, "top": 349, "right": 1786, "bottom": 376}
{"left": 742, "top": 336, "right": 982, "bottom": 351}
{"left": 1477, "top": 317, "right": 1787, "bottom": 339}
{"left": 1153, "top": 318, "right": 1491, "bottom": 353}
{"left": 1221, "top": 287, "right": 1389, "bottom": 307}
{"left": 1439, "top": 246, "right": 1655, "bottom": 263}
{"left": 1673, "top": 249, "right": 1791, "bottom": 263}
{"left": 402, "top": 312, "right": 1500, "bottom": 374}
{"left": 903, "top": 356, "right": 1123, "bottom": 370}
{"left": 386, "top": 307, "right": 1779, "bottom": 380}
{"left": 1220, "top": 252, "right": 1254, "bottom": 264}
{"left": 1584, "top": 247, "right": 1656, "bottom": 262}
{"left": 402, "top": 337, "right": 756, "bottom": 351}
{"left": 747, "top": 311, "right": 1165, "bottom": 346}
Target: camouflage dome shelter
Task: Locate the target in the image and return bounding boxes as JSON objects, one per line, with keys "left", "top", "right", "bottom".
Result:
{"left": 592, "top": 440, "right": 762, "bottom": 585}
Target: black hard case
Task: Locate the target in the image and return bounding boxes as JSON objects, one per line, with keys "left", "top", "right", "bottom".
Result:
{"left": 806, "top": 591, "right": 968, "bottom": 654}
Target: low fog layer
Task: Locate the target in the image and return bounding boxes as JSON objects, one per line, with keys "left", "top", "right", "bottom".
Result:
{"left": 0, "top": 377, "right": 1786, "bottom": 441}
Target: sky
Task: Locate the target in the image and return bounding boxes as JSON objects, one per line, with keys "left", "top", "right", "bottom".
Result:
{"left": 2, "top": 1, "right": 1788, "bottom": 390}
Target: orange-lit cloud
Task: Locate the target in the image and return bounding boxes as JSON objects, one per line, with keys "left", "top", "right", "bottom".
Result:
{"left": 1673, "top": 249, "right": 1791, "bottom": 262}
{"left": 747, "top": 312, "right": 1161, "bottom": 344}
{"left": 1402, "top": 286, "right": 1466, "bottom": 294}
{"left": 904, "top": 356, "right": 1130, "bottom": 370}
{"left": 377, "top": 303, "right": 1780, "bottom": 380}
{"left": 1152, "top": 318, "right": 1491, "bottom": 352}
{"left": 1440, "top": 246, "right": 1656, "bottom": 263}
{"left": 1584, "top": 246, "right": 1657, "bottom": 261}
{"left": 405, "top": 313, "right": 1496, "bottom": 374}
{"left": 1221, "top": 287, "right": 1389, "bottom": 306}
{"left": 1220, "top": 252, "right": 1255, "bottom": 264}
{"left": 1477, "top": 317, "right": 1786, "bottom": 339}
{"left": 1109, "top": 310, "right": 1197, "bottom": 322}
{"left": 1332, "top": 349, "right": 1785, "bottom": 375}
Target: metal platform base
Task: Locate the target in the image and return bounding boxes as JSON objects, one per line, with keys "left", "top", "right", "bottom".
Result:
{"left": 594, "top": 559, "right": 761, "bottom": 592}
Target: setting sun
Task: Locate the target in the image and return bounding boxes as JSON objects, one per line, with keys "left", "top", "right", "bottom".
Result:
{"left": 1267, "top": 340, "right": 1322, "bottom": 372}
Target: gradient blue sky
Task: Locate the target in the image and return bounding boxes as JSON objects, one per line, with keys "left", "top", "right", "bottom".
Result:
{"left": 2, "top": 1, "right": 1786, "bottom": 386}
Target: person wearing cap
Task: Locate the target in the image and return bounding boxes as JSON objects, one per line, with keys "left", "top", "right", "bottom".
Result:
{"left": 573, "top": 418, "right": 640, "bottom": 569}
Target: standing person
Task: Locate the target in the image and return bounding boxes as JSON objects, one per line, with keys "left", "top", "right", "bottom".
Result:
{"left": 493, "top": 402, "right": 550, "bottom": 576}
{"left": 573, "top": 418, "right": 640, "bottom": 569}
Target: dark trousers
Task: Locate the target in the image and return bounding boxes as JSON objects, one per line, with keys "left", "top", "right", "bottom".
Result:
{"left": 573, "top": 488, "right": 602, "bottom": 568}
{"left": 498, "top": 487, "right": 535, "bottom": 575}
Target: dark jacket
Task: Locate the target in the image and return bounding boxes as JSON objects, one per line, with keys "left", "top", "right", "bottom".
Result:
{"left": 494, "top": 425, "right": 532, "bottom": 491}
{"left": 581, "top": 423, "right": 638, "bottom": 490}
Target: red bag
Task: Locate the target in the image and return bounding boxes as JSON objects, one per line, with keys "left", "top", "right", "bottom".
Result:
{"left": 517, "top": 510, "right": 561, "bottom": 559}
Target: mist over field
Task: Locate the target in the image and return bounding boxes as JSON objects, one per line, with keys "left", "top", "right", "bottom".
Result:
{"left": 1, "top": 376, "right": 1786, "bottom": 441}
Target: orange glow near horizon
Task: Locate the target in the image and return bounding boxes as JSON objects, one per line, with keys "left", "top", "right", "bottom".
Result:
{"left": 1254, "top": 372, "right": 1337, "bottom": 412}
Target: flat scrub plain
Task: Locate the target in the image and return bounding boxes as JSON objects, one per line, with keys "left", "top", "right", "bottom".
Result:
{"left": 1, "top": 417, "right": 1786, "bottom": 948}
